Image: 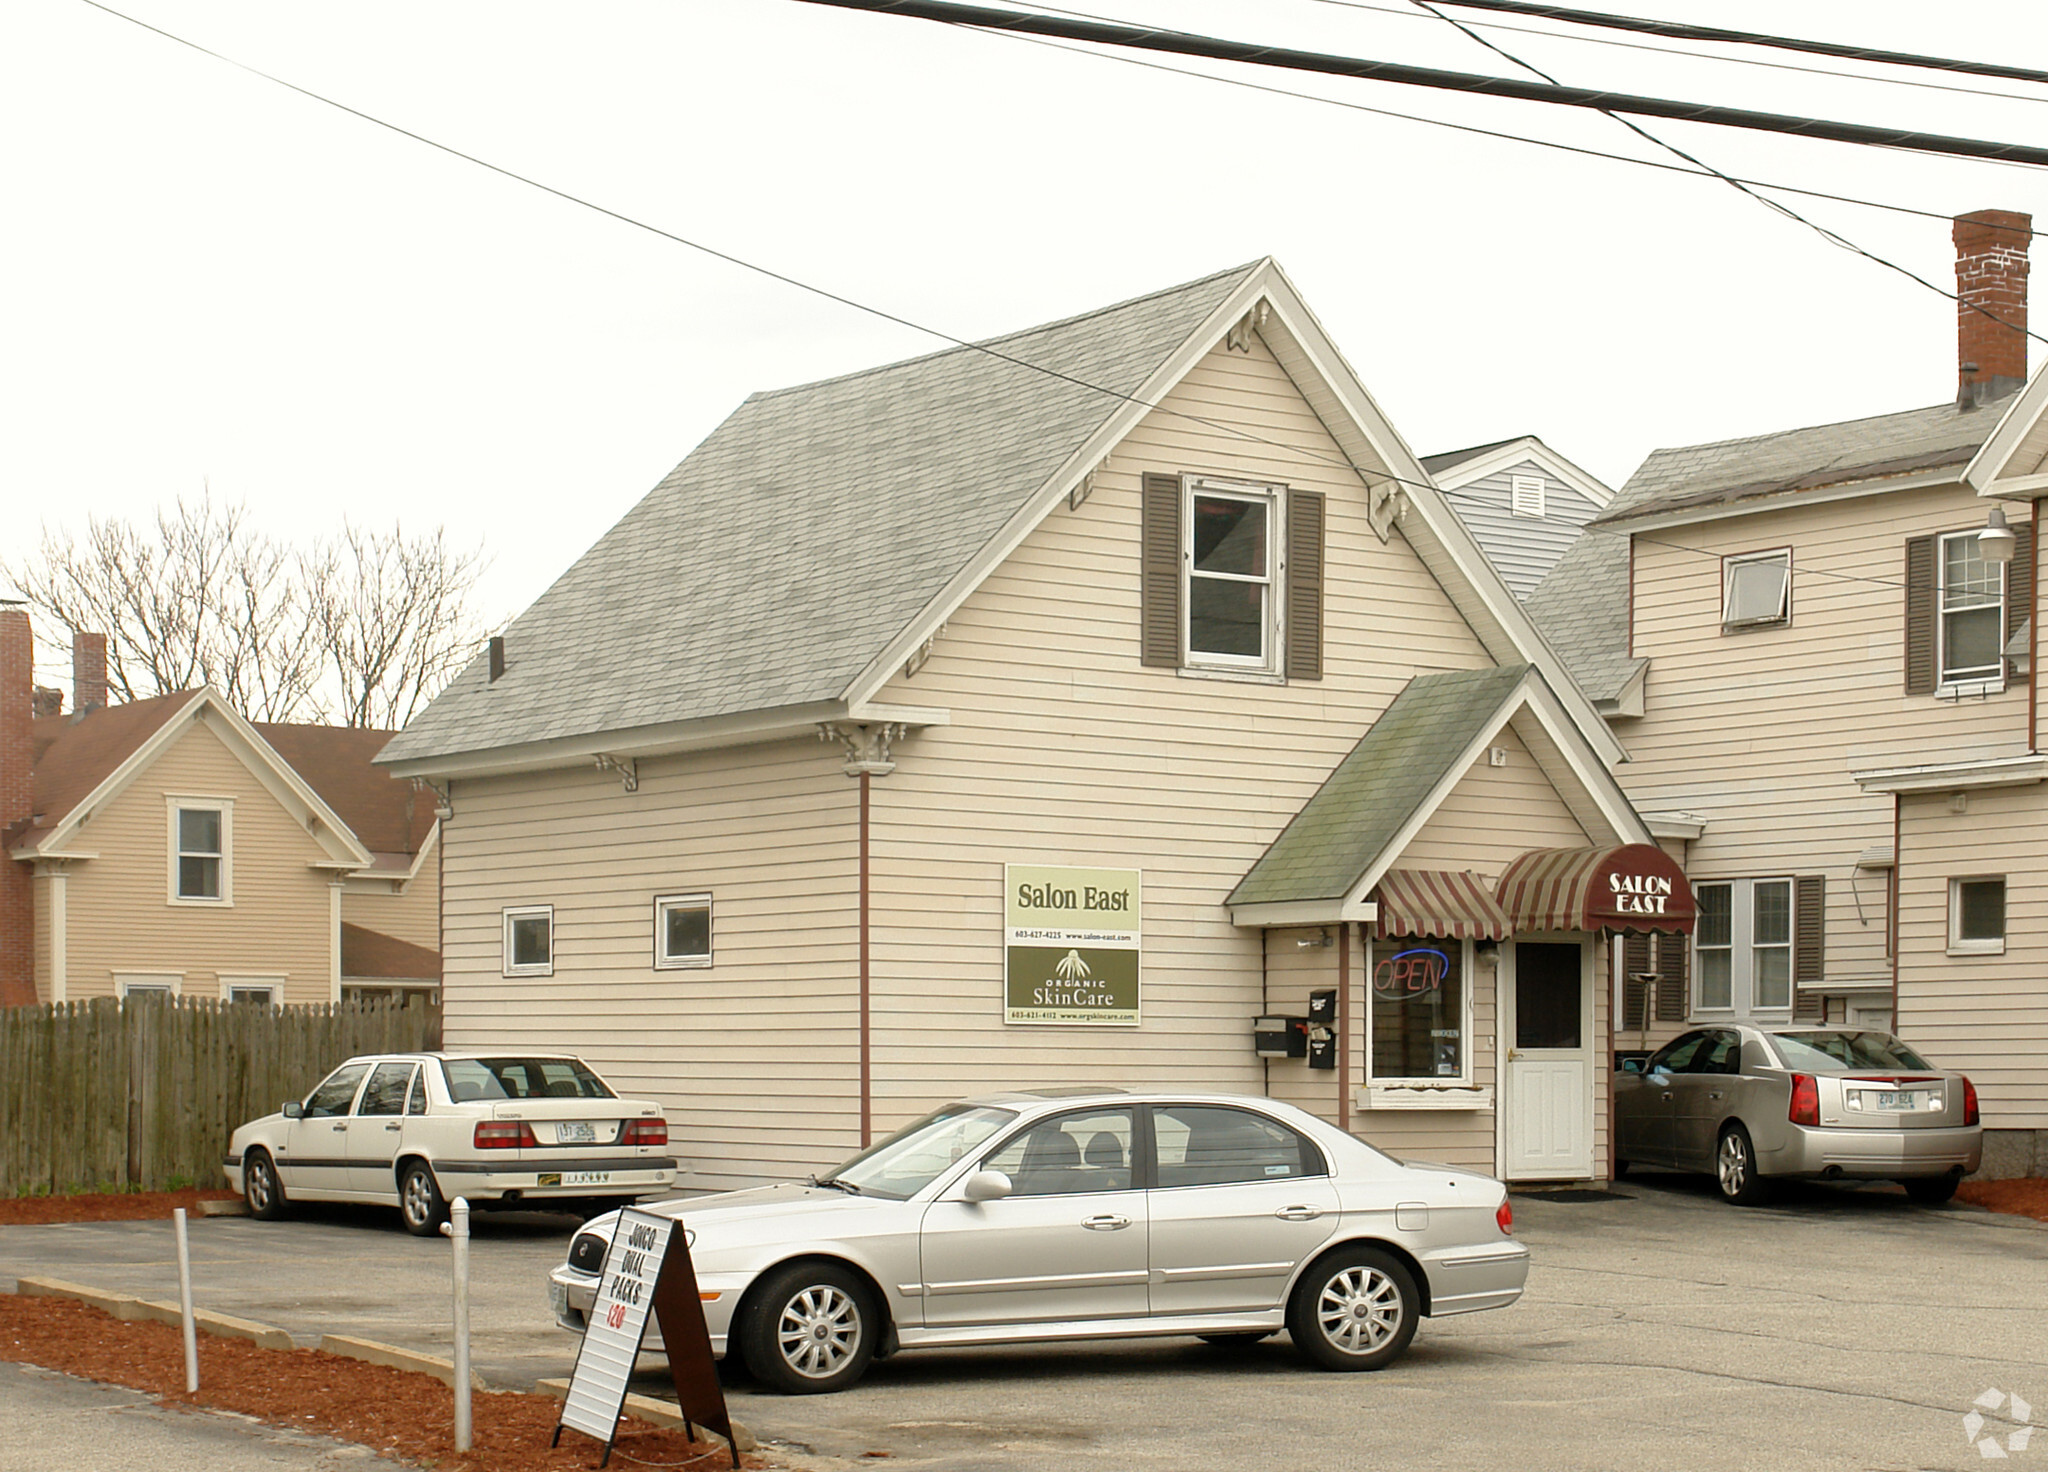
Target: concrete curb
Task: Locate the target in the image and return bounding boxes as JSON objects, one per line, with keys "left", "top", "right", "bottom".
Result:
{"left": 198, "top": 1198, "right": 250, "bottom": 1217}
{"left": 317, "top": 1334, "right": 487, "bottom": 1392}
{"left": 12, "top": 1277, "right": 295, "bottom": 1350}
{"left": 534, "top": 1375, "right": 758, "bottom": 1453}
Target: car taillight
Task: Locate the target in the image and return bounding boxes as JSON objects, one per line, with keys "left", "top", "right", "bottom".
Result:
{"left": 1495, "top": 1196, "right": 1513, "bottom": 1236}
{"left": 1962, "top": 1076, "right": 1980, "bottom": 1127}
{"left": 1788, "top": 1073, "right": 1820, "bottom": 1127}
{"left": 624, "top": 1118, "right": 668, "bottom": 1147}
{"left": 474, "top": 1120, "right": 537, "bottom": 1149}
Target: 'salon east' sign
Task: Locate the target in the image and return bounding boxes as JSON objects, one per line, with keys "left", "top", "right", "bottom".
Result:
{"left": 1004, "top": 864, "right": 1141, "bottom": 1026}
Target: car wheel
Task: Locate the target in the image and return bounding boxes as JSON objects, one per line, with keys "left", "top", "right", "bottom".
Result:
{"left": 1197, "top": 1331, "right": 1276, "bottom": 1346}
{"left": 1286, "top": 1246, "right": 1420, "bottom": 1372}
{"left": 1904, "top": 1175, "right": 1960, "bottom": 1205}
{"left": 399, "top": 1161, "right": 448, "bottom": 1236}
{"left": 1715, "top": 1124, "right": 1770, "bottom": 1206}
{"left": 243, "top": 1150, "right": 287, "bottom": 1221}
{"left": 742, "top": 1262, "right": 878, "bottom": 1394}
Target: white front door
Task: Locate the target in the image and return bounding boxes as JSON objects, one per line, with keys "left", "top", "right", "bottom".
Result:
{"left": 1502, "top": 939, "right": 1594, "bottom": 1180}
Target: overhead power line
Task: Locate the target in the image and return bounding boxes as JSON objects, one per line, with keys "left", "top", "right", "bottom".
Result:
{"left": 790, "top": 0, "right": 2048, "bottom": 167}
{"left": 1427, "top": 0, "right": 2048, "bottom": 88}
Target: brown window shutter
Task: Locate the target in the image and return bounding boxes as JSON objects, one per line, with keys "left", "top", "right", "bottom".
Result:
{"left": 1794, "top": 874, "right": 1825, "bottom": 1020}
{"left": 1285, "top": 488, "right": 1325, "bottom": 681}
{"left": 1140, "top": 473, "right": 1183, "bottom": 668}
{"left": 1655, "top": 931, "right": 1689, "bottom": 1023}
{"left": 2007, "top": 519, "right": 2034, "bottom": 678}
{"left": 1621, "top": 932, "right": 1651, "bottom": 1031}
{"left": 1904, "top": 534, "right": 1937, "bottom": 694}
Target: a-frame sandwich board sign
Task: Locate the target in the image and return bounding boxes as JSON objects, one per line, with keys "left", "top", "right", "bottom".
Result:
{"left": 552, "top": 1208, "right": 739, "bottom": 1468}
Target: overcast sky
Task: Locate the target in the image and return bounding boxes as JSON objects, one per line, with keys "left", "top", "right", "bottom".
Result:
{"left": 6, "top": 0, "right": 2047, "bottom": 691}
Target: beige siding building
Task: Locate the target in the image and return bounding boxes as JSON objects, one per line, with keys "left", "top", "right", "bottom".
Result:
{"left": 383, "top": 260, "right": 1691, "bottom": 1193}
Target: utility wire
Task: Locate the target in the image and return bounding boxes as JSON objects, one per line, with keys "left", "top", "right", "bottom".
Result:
{"left": 1399, "top": 0, "right": 2046, "bottom": 347}
{"left": 1426, "top": 0, "right": 2048, "bottom": 88}
{"left": 1307, "top": 0, "right": 2048, "bottom": 110}
{"left": 791, "top": 0, "right": 2048, "bottom": 166}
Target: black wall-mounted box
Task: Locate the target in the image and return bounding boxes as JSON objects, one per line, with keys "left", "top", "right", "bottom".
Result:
{"left": 1307, "top": 989, "right": 1338, "bottom": 1026}
{"left": 1253, "top": 1016, "right": 1308, "bottom": 1058}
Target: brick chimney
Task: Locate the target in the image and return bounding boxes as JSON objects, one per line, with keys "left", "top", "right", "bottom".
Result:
{"left": 72, "top": 632, "right": 108, "bottom": 714}
{"left": 1, "top": 605, "right": 35, "bottom": 1006}
{"left": 1955, "top": 209, "right": 2031, "bottom": 406}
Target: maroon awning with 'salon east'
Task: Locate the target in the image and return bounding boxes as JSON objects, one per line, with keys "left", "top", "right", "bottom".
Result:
{"left": 1494, "top": 843, "right": 1696, "bottom": 935}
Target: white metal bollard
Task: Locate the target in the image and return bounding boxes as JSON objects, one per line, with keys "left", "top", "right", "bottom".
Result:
{"left": 440, "top": 1197, "right": 472, "bottom": 1453}
{"left": 173, "top": 1208, "right": 198, "bottom": 1393}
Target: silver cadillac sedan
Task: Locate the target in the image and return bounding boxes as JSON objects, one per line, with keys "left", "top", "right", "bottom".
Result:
{"left": 1614, "top": 1025, "right": 1982, "bottom": 1206}
{"left": 548, "top": 1088, "right": 1528, "bottom": 1393}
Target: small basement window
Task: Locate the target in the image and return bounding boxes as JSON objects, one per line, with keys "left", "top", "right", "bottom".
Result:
{"left": 503, "top": 906, "right": 554, "bottom": 976}
{"left": 655, "top": 892, "right": 713, "bottom": 968}
{"left": 1723, "top": 549, "right": 1791, "bottom": 631}
{"left": 1949, "top": 877, "right": 2006, "bottom": 955}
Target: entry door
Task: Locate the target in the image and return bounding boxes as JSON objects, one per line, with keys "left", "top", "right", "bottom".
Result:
{"left": 1503, "top": 940, "right": 1593, "bottom": 1179}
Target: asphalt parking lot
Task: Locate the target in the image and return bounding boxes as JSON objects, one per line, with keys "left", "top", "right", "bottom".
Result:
{"left": 3, "top": 1175, "right": 2044, "bottom": 1472}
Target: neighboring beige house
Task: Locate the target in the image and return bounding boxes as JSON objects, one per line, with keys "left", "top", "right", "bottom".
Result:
{"left": 1529, "top": 209, "right": 2048, "bottom": 1178}
{"left": 1425, "top": 436, "right": 1616, "bottom": 601}
{"left": 380, "top": 259, "right": 1693, "bottom": 1191}
{"left": 0, "top": 613, "right": 441, "bottom": 1008}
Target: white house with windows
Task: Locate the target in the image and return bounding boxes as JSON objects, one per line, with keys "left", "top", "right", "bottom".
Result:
{"left": 380, "top": 258, "right": 1693, "bottom": 1191}
{"left": 1526, "top": 209, "right": 2048, "bottom": 1178}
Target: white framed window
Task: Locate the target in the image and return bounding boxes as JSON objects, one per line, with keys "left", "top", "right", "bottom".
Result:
{"left": 1693, "top": 878, "right": 1793, "bottom": 1015}
{"left": 167, "top": 797, "right": 233, "bottom": 905}
{"left": 1509, "top": 474, "right": 1546, "bottom": 519}
{"left": 220, "top": 974, "right": 283, "bottom": 1005}
{"left": 1938, "top": 529, "right": 2006, "bottom": 689}
{"left": 114, "top": 971, "right": 182, "bottom": 999}
{"left": 1365, "top": 937, "right": 1473, "bottom": 1086}
{"left": 1722, "top": 548, "right": 1791, "bottom": 631}
{"left": 1183, "top": 475, "right": 1282, "bottom": 675}
{"left": 654, "top": 892, "right": 713, "bottom": 969}
{"left": 503, "top": 905, "right": 554, "bottom": 976}
{"left": 1949, "top": 876, "right": 2006, "bottom": 955}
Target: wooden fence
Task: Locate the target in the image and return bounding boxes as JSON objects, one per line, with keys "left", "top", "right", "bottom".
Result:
{"left": 0, "top": 994, "right": 442, "bottom": 1198}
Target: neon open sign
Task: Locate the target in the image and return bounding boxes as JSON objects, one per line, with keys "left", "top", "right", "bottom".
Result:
{"left": 1373, "top": 947, "right": 1450, "bottom": 999}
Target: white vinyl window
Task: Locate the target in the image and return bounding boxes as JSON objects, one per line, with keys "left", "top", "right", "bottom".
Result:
{"left": 1509, "top": 474, "right": 1546, "bottom": 519}
{"left": 114, "top": 972, "right": 182, "bottom": 999}
{"left": 654, "top": 892, "right": 713, "bottom": 968}
{"left": 503, "top": 905, "right": 554, "bottom": 976}
{"left": 1949, "top": 877, "right": 2007, "bottom": 956}
{"left": 220, "top": 975, "right": 282, "bottom": 1005}
{"left": 1939, "top": 529, "right": 2006, "bottom": 688}
{"left": 1184, "top": 476, "right": 1282, "bottom": 675}
{"left": 167, "top": 797, "right": 233, "bottom": 905}
{"left": 1722, "top": 549, "right": 1791, "bottom": 631}
{"left": 1693, "top": 879, "right": 1792, "bottom": 1015}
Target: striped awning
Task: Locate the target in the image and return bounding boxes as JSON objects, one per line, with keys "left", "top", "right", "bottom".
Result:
{"left": 1495, "top": 843, "right": 1696, "bottom": 935}
{"left": 1372, "top": 869, "right": 1512, "bottom": 941}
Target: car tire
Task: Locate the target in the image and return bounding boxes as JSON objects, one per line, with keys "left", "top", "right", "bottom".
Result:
{"left": 741, "top": 1262, "right": 878, "bottom": 1395}
{"left": 1715, "top": 1124, "right": 1771, "bottom": 1206}
{"left": 399, "top": 1160, "right": 448, "bottom": 1236}
{"left": 1904, "top": 1175, "right": 1960, "bottom": 1205}
{"left": 1286, "top": 1246, "right": 1420, "bottom": 1372}
{"left": 243, "top": 1149, "right": 287, "bottom": 1221}
{"left": 1197, "top": 1331, "right": 1276, "bottom": 1346}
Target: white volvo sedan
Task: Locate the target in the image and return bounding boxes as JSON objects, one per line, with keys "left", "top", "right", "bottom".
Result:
{"left": 224, "top": 1052, "right": 678, "bottom": 1234}
{"left": 549, "top": 1089, "right": 1527, "bottom": 1392}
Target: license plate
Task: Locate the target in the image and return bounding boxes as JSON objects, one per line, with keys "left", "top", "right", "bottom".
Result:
{"left": 1870, "top": 1092, "right": 1919, "bottom": 1111}
{"left": 562, "top": 1171, "right": 611, "bottom": 1186}
{"left": 556, "top": 1121, "right": 597, "bottom": 1144}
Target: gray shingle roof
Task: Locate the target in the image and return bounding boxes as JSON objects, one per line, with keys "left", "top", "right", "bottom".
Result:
{"left": 1227, "top": 665, "right": 1533, "bottom": 907}
{"left": 1597, "top": 395, "right": 2014, "bottom": 526}
{"left": 1522, "top": 529, "right": 1643, "bottom": 705}
{"left": 381, "top": 263, "right": 1263, "bottom": 765}
{"left": 1419, "top": 436, "right": 1527, "bottom": 475}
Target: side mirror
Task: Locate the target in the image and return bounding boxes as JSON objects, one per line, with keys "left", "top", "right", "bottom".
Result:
{"left": 962, "top": 1169, "right": 1013, "bottom": 1203}
{"left": 282, "top": 1101, "right": 303, "bottom": 1119}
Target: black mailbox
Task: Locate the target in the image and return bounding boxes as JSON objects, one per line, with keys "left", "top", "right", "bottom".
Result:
{"left": 1253, "top": 1015, "right": 1308, "bottom": 1059}
{"left": 1307, "top": 1029, "right": 1337, "bottom": 1070}
{"left": 1307, "top": 989, "right": 1337, "bottom": 1026}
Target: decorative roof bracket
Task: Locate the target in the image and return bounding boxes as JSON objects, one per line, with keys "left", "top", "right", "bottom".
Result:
{"left": 1226, "top": 302, "right": 1270, "bottom": 354}
{"left": 593, "top": 754, "right": 639, "bottom": 793}
{"left": 819, "top": 721, "right": 907, "bottom": 777}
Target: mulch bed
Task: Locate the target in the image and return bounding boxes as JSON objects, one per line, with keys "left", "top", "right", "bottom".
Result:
{"left": 0, "top": 1293, "right": 764, "bottom": 1471}
{"left": 1957, "top": 1177, "right": 2048, "bottom": 1223}
{"left": 0, "top": 1189, "right": 241, "bottom": 1226}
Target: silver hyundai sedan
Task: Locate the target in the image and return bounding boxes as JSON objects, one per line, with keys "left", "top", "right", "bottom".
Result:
{"left": 547, "top": 1088, "right": 1528, "bottom": 1393}
{"left": 1614, "top": 1025, "right": 1982, "bottom": 1206}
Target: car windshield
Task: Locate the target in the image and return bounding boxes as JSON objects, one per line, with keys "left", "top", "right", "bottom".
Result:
{"left": 439, "top": 1057, "right": 616, "bottom": 1102}
{"left": 1769, "top": 1031, "right": 1934, "bottom": 1072}
{"left": 821, "top": 1104, "right": 1018, "bottom": 1200}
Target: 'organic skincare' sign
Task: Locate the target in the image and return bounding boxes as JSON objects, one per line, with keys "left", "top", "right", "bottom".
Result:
{"left": 1004, "top": 865, "right": 1142, "bottom": 1026}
